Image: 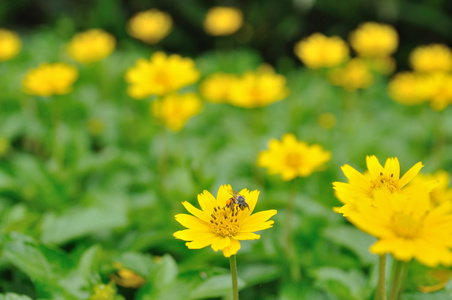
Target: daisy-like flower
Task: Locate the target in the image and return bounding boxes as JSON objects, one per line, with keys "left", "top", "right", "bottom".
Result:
{"left": 22, "top": 62, "right": 79, "bottom": 96}
{"left": 388, "top": 72, "right": 430, "bottom": 106}
{"left": 347, "top": 188, "right": 452, "bottom": 267}
{"left": 328, "top": 58, "right": 374, "bottom": 91}
{"left": 125, "top": 51, "right": 200, "bottom": 99}
{"left": 67, "top": 29, "right": 116, "bottom": 64}
{"left": 409, "top": 44, "right": 452, "bottom": 74}
{"left": 349, "top": 22, "right": 398, "bottom": 58}
{"left": 199, "top": 73, "right": 236, "bottom": 104}
{"left": 0, "top": 28, "right": 21, "bottom": 62}
{"left": 127, "top": 9, "right": 172, "bottom": 44}
{"left": 174, "top": 185, "right": 277, "bottom": 257}
{"left": 257, "top": 133, "right": 331, "bottom": 181}
{"left": 203, "top": 7, "right": 243, "bottom": 36}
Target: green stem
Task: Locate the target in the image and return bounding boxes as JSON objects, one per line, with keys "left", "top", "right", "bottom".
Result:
{"left": 229, "top": 255, "right": 239, "bottom": 300}
{"left": 389, "top": 260, "right": 405, "bottom": 300}
{"left": 283, "top": 179, "right": 301, "bottom": 281}
{"left": 375, "top": 254, "right": 387, "bottom": 300}
{"left": 396, "top": 262, "right": 408, "bottom": 300}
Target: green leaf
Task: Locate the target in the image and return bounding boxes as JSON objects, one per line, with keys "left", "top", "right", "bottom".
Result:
{"left": 189, "top": 274, "right": 246, "bottom": 299}
{"left": 0, "top": 294, "right": 33, "bottom": 300}
{"left": 239, "top": 264, "right": 281, "bottom": 286}
{"left": 151, "top": 254, "right": 178, "bottom": 286}
{"left": 114, "top": 252, "right": 155, "bottom": 277}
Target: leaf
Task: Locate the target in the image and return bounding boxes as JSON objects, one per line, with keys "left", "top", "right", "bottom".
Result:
{"left": 151, "top": 254, "right": 178, "bottom": 286}
{"left": 239, "top": 264, "right": 281, "bottom": 286}
{"left": 114, "top": 252, "right": 155, "bottom": 277}
{"left": 0, "top": 294, "right": 33, "bottom": 300}
{"left": 189, "top": 274, "right": 246, "bottom": 299}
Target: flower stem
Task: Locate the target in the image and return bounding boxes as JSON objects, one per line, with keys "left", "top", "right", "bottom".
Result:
{"left": 396, "top": 262, "right": 408, "bottom": 300}
{"left": 229, "top": 255, "right": 239, "bottom": 300}
{"left": 283, "top": 179, "right": 301, "bottom": 282}
{"left": 375, "top": 254, "right": 387, "bottom": 300}
{"left": 389, "top": 260, "right": 406, "bottom": 300}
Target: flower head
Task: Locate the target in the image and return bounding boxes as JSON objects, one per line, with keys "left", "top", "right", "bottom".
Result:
{"left": 204, "top": 7, "right": 243, "bottom": 36}
{"left": 0, "top": 28, "right": 21, "bottom": 61}
{"left": 388, "top": 72, "right": 430, "bottom": 106}
{"left": 151, "top": 93, "right": 202, "bottom": 132}
{"left": 409, "top": 44, "right": 452, "bottom": 74}
{"left": 199, "top": 73, "right": 236, "bottom": 103}
{"left": 294, "top": 33, "right": 349, "bottom": 69}
{"left": 174, "top": 185, "right": 277, "bottom": 257}
{"left": 329, "top": 58, "right": 374, "bottom": 91}
{"left": 89, "top": 283, "right": 116, "bottom": 300}
{"left": 257, "top": 133, "right": 331, "bottom": 181}
{"left": 111, "top": 262, "right": 145, "bottom": 289}
{"left": 67, "top": 29, "right": 115, "bottom": 64}
{"left": 22, "top": 62, "right": 78, "bottom": 96}
{"left": 349, "top": 22, "right": 398, "bottom": 57}
{"left": 347, "top": 188, "right": 452, "bottom": 267}
{"left": 127, "top": 9, "right": 172, "bottom": 44}
{"left": 228, "top": 69, "right": 289, "bottom": 108}
{"left": 125, "top": 52, "right": 200, "bottom": 99}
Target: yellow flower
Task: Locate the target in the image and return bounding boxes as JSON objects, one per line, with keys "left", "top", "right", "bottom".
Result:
{"left": 349, "top": 22, "right": 398, "bottom": 57}
{"left": 151, "top": 93, "right": 203, "bottom": 132}
{"left": 329, "top": 58, "right": 373, "bottom": 91}
{"left": 388, "top": 72, "right": 430, "bottom": 106}
{"left": 204, "top": 7, "right": 243, "bottom": 36}
{"left": 346, "top": 188, "right": 452, "bottom": 267}
{"left": 422, "top": 73, "right": 452, "bottom": 111}
{"left": 89, "top": 283, "right": 116, "bottom": 300}
{"left": 294, "top": 33, "right": 349, "bottom": 69}
{"left": 22, "top": 62, "right": 79, "bottom": 96}
{"left": 174, "top": 185, "right": 277, "bottom": 257}
{"left": 67, "top": 29, "right": 115, "bottom": 64}
{"left": 257, "top": 133, "right": 331, "bottom": 181}
{"left": 127, "top": 9, "right": 172, "bottom": 44}
{"left": 361, "top": 56, "right": 396, "bottom": 75}
{"left": 125, "top": 52, "right": 200, "bottom": 99}
{"left": 0, "top": 28, "right": 21, "bottom": 62}
{"left": 111, "top": 262, "right": 145, "bottom": 289}
{"left": 228, "top": 70, "right": 289, "bottom": 108}
{"left": 409, "top": 44, "right": 452, "bottom": 73}
{"left": 199, "top": 73, "right": 236, "bottom": 103}
{"left": 412, "top": 170, "right": 452, "bottom": 208}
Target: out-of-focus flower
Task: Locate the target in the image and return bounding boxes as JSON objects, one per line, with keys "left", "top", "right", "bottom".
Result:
{"left": 257, "top": 133, "right": 331, "bottom": 181}
{"left": 346, "top": 188, "right": 452, "bottom": 267}
{"left": 111, "top": 262, "right": 145, "bottom": 289}
{"left": 361, "top": 56, "right": 396, "bottom": 75}
{"left": 174, "top": 184, "right": 277, "bottom": 257}
{"left": 412, "top": 170, "right": 452, "bottom": 207}
{"left": 89, "top": 283, "right": 116, "bottom": 300}
{"left": 67, "top": 29, "right": 115, "bottom": 64}
{"left": 349, "top": 22, "right": 398, "bottom": 57}
{"left": 151, "top": 93, "right": 203, "bottom": 132}
{"left": 204, "top": 7, "right": 243, "bottom": 36}
{"left": 0, "top": 28, "right": 21, "bottom": 62}
{"left": 127, "top": 9, "right": 172, "bottom": 44}
{"left": 294, "top": 33, "right": 349, "bottom": 69}
{"left": 199, "top": 73, "right": 236, "bottom": 103}
{"left": 125, "top": 52, "right": 200, "bottom": 99}
{"left": 228, "top": 69, "right": 289, "bottom": 108}
{"left": 423, "top": 73, "right": 452, "bottom": 111}
{"left": 329, "top": 58, "right": 373, "bottom": 91}
{"left": 409, "top": 44, "right": 452, "bottom": 74}
{"left": 317, "top": 113, "right": 336, "bottom": 130}
{"left": 388, "top": 72, "right": 429, "bottom": 106}
{"left": 22, "top": 63, "right": 79, "bottom": 96}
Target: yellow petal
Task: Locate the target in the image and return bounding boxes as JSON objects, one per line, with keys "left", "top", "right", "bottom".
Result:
{"left": 240, "top": 210, "right": 277, "bottom": 232}
{"left": 174, "top": 214, "right": 210, "bottom": 230}
{"left": 182, "top": 201, "right": 210, "bottom": 223}
{"left": 173, "top": 229, "right": 213, "bottom": 241}
{"left": 399, "top": 161, "right": 423, "bottom": 188}
{"left": 185, "top": 232, "right": 218, "bottom": 249}
{"left": 217, "top": 184, "right": 232, "bottom": 206}
{"left": 384, "top": 157, "right": 400, "bottom": 179}
{"left": 198, "top": 190, "right": 217, "bottom": 214}
{"left": 211, "top": 236, "right": 231, "bottom": 251}
{"left": 366, "top": 155, "right": 385, "bottom": 179}
{"left": 341, "top": 164, "right": 371, "bottom": 188}
{"left": 222, "top": 238, "right": 241, "bottom": 257}
{"left": 234, "top": 232, "right": 260, "bottom": 240}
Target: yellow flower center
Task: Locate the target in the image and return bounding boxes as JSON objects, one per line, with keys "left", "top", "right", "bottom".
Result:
{"left": 391, "top": 212, "right": 423, "bottom": 239}
{"left": 209, "top": 206, "right": 240, "bottom": 237}
{"left": 371, "top": 172, "right": 399, "bottom": 194}
{"left": 285, "top": 152, "right": 302, "bottom": 168}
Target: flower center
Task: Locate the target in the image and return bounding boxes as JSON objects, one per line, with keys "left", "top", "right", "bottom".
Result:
{"left": 391, "top": 212, "right": 423, "bottom": 239}
{"left": 209, "top": 205, "right": 240, "bottom": 237}
{"left": 370, "top": 172, "right": 399, "bottom": 194}
{"left": 285, "top": 152, "right": 302, "bottom": 168}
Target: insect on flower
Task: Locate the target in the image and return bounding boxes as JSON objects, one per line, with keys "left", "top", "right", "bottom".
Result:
{"left": 226, "top": 187, "right": 249, "bottom": 212}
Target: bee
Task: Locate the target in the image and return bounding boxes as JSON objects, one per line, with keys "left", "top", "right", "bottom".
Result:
{"left": 226, "top": 188, "right": 249, "bottom": 211}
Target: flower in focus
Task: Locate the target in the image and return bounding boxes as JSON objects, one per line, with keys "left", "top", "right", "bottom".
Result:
{"left": 89, "top": 282, "right": 116, "bottom": 300}
{"left": 0, "top": 28, "right": 21, "bottom": 61}
{"left": 67, "top": 29, "right": 115, "bottom": 64}
{"left": 349, "top": 22, "right": 398, "bottom": 57}
{"left": 127, "top": 9, "right": 172, "bottom": 44}
{"left": 111, "top": 262, "right": 145, "bottom": 289}
{"left": 294, "top": 33, "right": 349, "bottom": 69}
{"left": 125, "top": 52, "right": 200, "bottom": 99}
{"left": 228, "top": 69, "right": 289, "bottom": 108}
{"left": 257, "top": 133, "right": 331, "bottom": 181}
{"left": 411, "top": 170, "right": 452, "bottom": 208}
{"left": 409, "top": 44, "right": 452, "bottom": 74}
{"left": 174, "top": 184, "right": 277, "bottom": 257}
{"left": 22, "top": 62, "right": 79, "bottom": 96}
{"left": 151, "top": 93, "right": 203, "bottom": 132}
{"left": 204, "top": 7, "right": 243, "bottom": 36}
{"left": 199, "top": 73, "right": 236, "bottom": 103}
{"left": 329, "top": 58, "right": 374, "bottom": 91}
{"left": 346, "top": 188, "right": 452, "bottom": 267}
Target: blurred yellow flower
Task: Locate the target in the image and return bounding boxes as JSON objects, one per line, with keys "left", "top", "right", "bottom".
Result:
{"left": 388, "top": 72, "right": 429, "bottom": 106}
{"left": 349, "top": 22, "right": 398, "bottom": 57}
{"left": 199, "top": 73, "right": 236, "bottom": 103}
{"left": 204, "top": 7, "right": 243, "bottom": 36}
{"left": 174, "top": 184, "right": 277, "bottom": 257}
{"left": 111, "top": 262, "right": 145, "bottom": 289}
{"left": 125, "top": 52, "right": 200, "bottom": 99}
{"left": 423, "top": 73, "right": 452, "bottom": 111}
{"left": 346, "top": 188, "right": 452, "bottom": 267}
{"left": 89, "top": 283, "right": 116, "bottom": 300}
{"left": 22, "top": 62, "right": 79, "bottom": 96}
{"left": 412, "top": 170, "right": 452, "bottom": 207}
{"left": 127, "top": 9, "right": 172, "bottom": 44}
{"left": 0, "top": 28, "right": 21, "bottom": 62}
{"left": 409, "top": 44, "right": 452, "bottom": 73}
{"left": 361, "top": 56, "right": 396, "bottom": 75}
{"left": 151, "top": 93, "right": 203, "bottom": 132}
{"left": 294, "top": 33, "right": 349, "bottom": 69}
{"left": 67, "top": 29, "right": 115, "bottom": 64}
{"left": 228, "top": 70, "right": 289, "bottom": 108}
{"left": 257, "top": 133, "right": 331, "bottom": 181}
{"left": 329, "top": 58, "right": 373, "bottom": 91}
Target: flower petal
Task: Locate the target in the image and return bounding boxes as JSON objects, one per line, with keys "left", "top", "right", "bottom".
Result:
{"left": 366, "top": 155, "right": 385, "bottom": 179}
{"left": 185, "top": 232, "right": 218, "bottom": 249}
{"left": 234, "top": 232, "right": 260, "bottom": 240}
{"left": 198, "top": 190, "right": 217, "bottom": 214}
{"left": 175, "top": 214, "right": 210, "bottom": 230}
{"left": 240, "top": 210, "right": 277, "bottom": 232}
{"left": 399, "top": 161, "right": 423, "bottom": 188}
{"left": 211, "top": 236, "right": 231, "bottom": 251}
{"left": 222, "top": 238, "right": 241, "bottom": 257}
{"left": 182, "top": 201, "right": 210, "bottom": 223}
{"left": 173, "top": 229, "right": 213, "bottom": 241}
